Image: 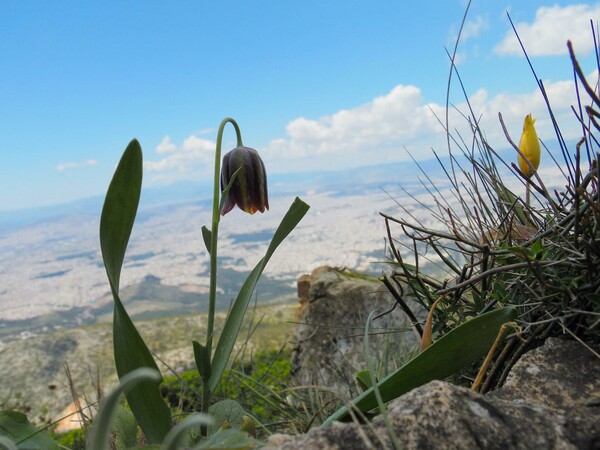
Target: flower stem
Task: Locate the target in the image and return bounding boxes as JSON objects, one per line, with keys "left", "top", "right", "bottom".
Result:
{"left": 202, "top": 117, "right": 243, "bottom": 416}
{"left": 525, "top": 181, "right": 531, "bottom": 224}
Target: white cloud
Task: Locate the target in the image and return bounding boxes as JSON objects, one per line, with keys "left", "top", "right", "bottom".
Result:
{"left": 446, "top": 16, "right": 489, "bottom": 66}
{"left": 495, "top": 4, "right": 600, "bottom": 56}
{"left": 155, "top": 136, "right": 177, "bottom": 154}
{"left": 145, "top": 135, "right": 216, "bottom": 177}
{"left": 461, "top": 16, "right": 489, "bottom": 42}
{"left": 144, "top": 72, "right": 596, "bottom": 181}
{"left": 56, "top": 159, "right": 97, "bottom": 171}
{"left": 441, "top": 78, "right": 582, "bottom": 147}
{"left": 264, "top": 73, "right": 592, "bottom": 173}
{"left": 448, "top": 15, "right": 489, "bottom": 48}
{"left": 452, "top": 51, "right": 468, "bottom": 66}
{"left": 263, "top": 85, "right": 444, "bottom": 170}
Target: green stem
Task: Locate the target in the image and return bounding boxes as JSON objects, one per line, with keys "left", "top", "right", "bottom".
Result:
{"left": 202, "top": 117, "right": 243, "bottom": 416}
{"left": 525, "top": 181, "right": 531, "bottom": 224}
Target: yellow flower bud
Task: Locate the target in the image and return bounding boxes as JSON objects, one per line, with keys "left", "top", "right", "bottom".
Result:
{"left": 518, "top": 114, "right": 541, "bottom": 177}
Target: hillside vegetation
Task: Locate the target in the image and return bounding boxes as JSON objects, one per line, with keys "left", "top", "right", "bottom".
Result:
{"left": 0, "top": 300, "right": 297, "bottom": 426}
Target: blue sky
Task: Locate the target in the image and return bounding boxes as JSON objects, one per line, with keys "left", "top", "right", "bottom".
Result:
{"left": 1, "top": 1, "right": 599, "bottom": 211}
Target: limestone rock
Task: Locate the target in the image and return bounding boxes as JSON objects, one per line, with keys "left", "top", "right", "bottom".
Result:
{"left": 290, "top": 266, "right": 423, "bottom": 401}
{"left": 267, "top": 338, "right": 600, "bottom": 449}
{"left": 488, "top": 337, "right": 600, "bottom": 409}
{"left": 297, "top": 274, "right": 312, "bottom": 303}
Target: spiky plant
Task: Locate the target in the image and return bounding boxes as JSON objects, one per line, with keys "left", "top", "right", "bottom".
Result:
{"left": 381, "top": 24, "right": 600, "bottom": 393}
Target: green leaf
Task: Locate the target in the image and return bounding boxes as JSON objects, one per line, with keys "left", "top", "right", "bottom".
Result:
{"left": 202, "top": 167, "right": 240, "bottom": 254}
{"left": 356, "top": 370, "right": 373, "bottom": 391}
{"left": 0, "top": 411, "right": 58, "bottom": 450}
{"left": 112, "top": 299, "right": 171, "bottom": 443}
{"left": 322, "top": 306, "right": 518, "bottom": 427}
{"left": 498, "top": 187, "right": 527, "bottom": 224}
{"left": 100, "top": 139, "right": 143, "bottom": 295}
{"left": 588, "top": 293, "right": 600, "bottom": 307}
{"left": 209, "top": 197, "right": 310, "bottom": 392}
{"left": 87, "top": 368, "right": 161, "bottom": 450}
{"left": 208, "top": 399, "right": 247, "bottom": 435}
{"left": 193, "top": 429, "right": 257, "bottom": 450}
{"left": 218, "top": 167, "right": 241, "bottom": 213}
{"left": 111, "top": 406, "right": 138, "bottom": 449}
{"left": 193, "top": 340, "right": 212, "bottom": 380}
{"left": 100, "top": 140, "right": 171, "bottom": 443}
{"left": 531, "top": 239, "right": 546, "bottom": 260}
{"left": 0, "top": 436, "right": 17, "bottom": 450}
{"left": 162, "top": 414, "right": 212, "bottom": 450}
{"left": 201, "top": 226, "right": 212, "bottom": 255}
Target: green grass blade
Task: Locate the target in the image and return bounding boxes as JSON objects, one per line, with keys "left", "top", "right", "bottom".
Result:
{"left": 100, "top": 140, "right": 171, "bottom": 442}
{"left": 162, "top": 414, "right": 212, "bottom": 450}
{"left": 322, "top": 306, "right": 518, "bottom": 427}
{"left": 87, "top": 368, "right": 161, "bottom": 450}
{"left": 0, "top": 411, "right": 59, "bottom": 450}
{"left": 209, "top": 197, "right": 309, "bottom": 392}
{"left": 0, "top": 436, "right": 18, "bottom": 450}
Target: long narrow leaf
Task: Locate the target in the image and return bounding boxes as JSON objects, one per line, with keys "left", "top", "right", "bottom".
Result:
{"left": 0, "top": 412, "right": 58, "bottom": 450}
{"left": 112, "top": 299, "right": 172, "bottom": 442}
{"left": 87, "top": 368, "right": 161, "bottom": 450}
{"left": 99, "top": 140, "right": 171, "bottom": 442}
{"left": 162, "top": 414, "right": 212, "bottom": 450}
{"left": 100, "top": 139, "right": 143, "bottom": 294}
{"left": 322, "top": 306, "right": 517, "bottom": 427}
{"left": 209, "top": 197, "right": 309, "bottom": 392}
{"left": 0, "top": 436, "right": 17, "bottom": 450}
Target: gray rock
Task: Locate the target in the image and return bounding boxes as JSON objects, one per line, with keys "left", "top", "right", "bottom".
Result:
{"left": 489, "top": 337, "right": 600, "bottom": 409}
{"left": 290, "top": 266, "right": 423, "bottom": 402}
{"left": 268, "top": 338, "right": 600, "bottom": 449}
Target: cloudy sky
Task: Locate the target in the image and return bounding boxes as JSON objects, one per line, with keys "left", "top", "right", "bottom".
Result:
{"left": 1, "top": 1, "right": 599, "bottom": 211}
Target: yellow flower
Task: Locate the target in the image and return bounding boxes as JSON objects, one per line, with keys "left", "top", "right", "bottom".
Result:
{"left": 518, "top": 114, "right": 541, "bottom": 177}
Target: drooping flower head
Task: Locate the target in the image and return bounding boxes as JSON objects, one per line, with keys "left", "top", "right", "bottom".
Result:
{"left": 220, "top": 146, "right": 269, "bottom": 215}
{"left": 518, "top": 114, "right": 541, "bottom": 178}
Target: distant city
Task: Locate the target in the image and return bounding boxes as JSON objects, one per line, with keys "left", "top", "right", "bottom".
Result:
{"left": 0, "top": 149, "right": 569, "bottom": 339}
{"left": 0, "top": 160, "right": 443, "bottom": 338}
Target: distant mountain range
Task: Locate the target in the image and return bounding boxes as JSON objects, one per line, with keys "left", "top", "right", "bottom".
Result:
{"left": 0, "top": 156, "right": 449, "bottom": 231}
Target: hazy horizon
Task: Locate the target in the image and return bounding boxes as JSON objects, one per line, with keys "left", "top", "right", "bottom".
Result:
{"left": 2, "top": 1, "right": 598, "bottom": 211}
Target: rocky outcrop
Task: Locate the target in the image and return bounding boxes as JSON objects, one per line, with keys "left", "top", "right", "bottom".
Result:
{"left": 267, "top": 338, "right": 600, "bottom": 449}
{"left": 290, "top": 266, "right": 424, "bottom": 402}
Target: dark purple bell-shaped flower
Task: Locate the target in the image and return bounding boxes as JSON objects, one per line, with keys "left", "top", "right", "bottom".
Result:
{"left": 220, "top": 146, "right": 269, "bottom": 215}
